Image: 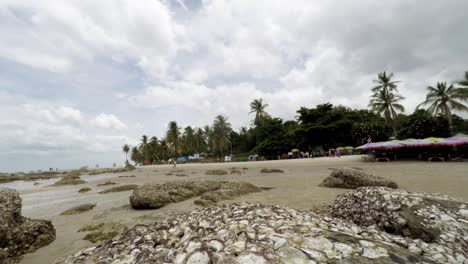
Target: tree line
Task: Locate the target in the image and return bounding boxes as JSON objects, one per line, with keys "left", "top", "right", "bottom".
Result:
{"left": 123, "top": 71, "right": 468, "bottom": 164}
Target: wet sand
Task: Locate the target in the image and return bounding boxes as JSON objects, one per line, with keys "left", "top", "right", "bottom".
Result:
{"left": 8, "top": 156, "right": 467, "bottom": 264}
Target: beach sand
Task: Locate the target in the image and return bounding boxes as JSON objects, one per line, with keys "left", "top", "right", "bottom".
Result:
{"left": 14, "top": 156, "right": 468, "bottom": 264}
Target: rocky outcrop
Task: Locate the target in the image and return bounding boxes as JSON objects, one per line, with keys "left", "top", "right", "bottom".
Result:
{"left": 0, "top": 188, "right": 56, "bottom": 263}
{"left": 205, "top": 169, "right": 228, "bottom": 175}
{"left": 130, "top": 181, "right": 261, "bottom": 209}
{"left": 332, "top": 187, "right": 467, "bottom": 262}
{"left": 60, "top": 203, "right": 96, "bottom": 215}
{"left": 98, "top": 184, "right": 138, "bottom": 194}
{"left": 196, "top": 182, "right": 261, "bottom": 205}
{"left": 260, "top": 168, "right": 284, "bottom": 173}
{"left": 57, "top": 203, "right": 449, "bottom": 264}
{"left": 320, "top": 167, "right": 398, "bottom": 189}
{"left": 52, "top": 175, "right": 87, "bottom": 186}
{"left": 130, "top": 181, "right": 223, "bottom": 209}
{"left": 78, "top": 223, "right": 129, "bottom": 243}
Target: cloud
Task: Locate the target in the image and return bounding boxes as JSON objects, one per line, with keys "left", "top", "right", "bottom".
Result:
{"left": 90, "top": 113, "right": 127, "bottom": 130}
{"left": 0, "top": 0, "right": 185, "bottom": 77}
{"left": 1, "top": 0, "right": 468, "bottom": 171}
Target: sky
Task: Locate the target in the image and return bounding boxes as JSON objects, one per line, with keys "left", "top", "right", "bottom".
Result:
{"left": 0, "top": 0, "right": 467, "bottom": 172}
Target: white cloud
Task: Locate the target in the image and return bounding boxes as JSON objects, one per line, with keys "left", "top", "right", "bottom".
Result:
{"left": 1, "top": 0, "right": 467, "bottom": 171}
{"left": 90, "top": 113, "right": 127, "bottom": 130}
{"left": 0, "top": 0, "right": 184, "bottom": 77}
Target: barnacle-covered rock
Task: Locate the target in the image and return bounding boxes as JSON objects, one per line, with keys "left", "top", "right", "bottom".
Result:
{"left": 333, "top": 187, "right": 468, "bottom": 262}
{"left": 0, "top": 188, "right": 55, "bottom": 263}
{"left": 320, "top": 167, "right": 398, "bottom": 189}
{"left": 130, "top": 181, "right": 261, "bottom": 209}
{"left": 56, "top": 203, "right": 451, "bottom": 264}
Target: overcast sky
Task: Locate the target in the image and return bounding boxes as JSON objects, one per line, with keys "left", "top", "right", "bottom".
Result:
{"left": 1, "top": 0, "right": 467, "bottom": 172}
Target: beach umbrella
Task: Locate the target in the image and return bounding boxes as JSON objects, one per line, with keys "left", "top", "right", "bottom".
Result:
{"left": 292, "top": 148, "right": 300, "bottom": 153}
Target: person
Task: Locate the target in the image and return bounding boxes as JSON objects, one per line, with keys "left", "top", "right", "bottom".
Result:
{"left": 173, "top": 159, "right": 177, "bottom": 168}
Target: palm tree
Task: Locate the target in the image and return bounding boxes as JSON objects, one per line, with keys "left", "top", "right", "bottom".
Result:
{"left": 130, "top": 146, "right": 141, "bottom": 165}
{"left": 369, "top": 90, "right": 405, "bottom": 137}
{"left": 194, "top": 128, "right": 206, "bottom": 153}
{"left": 457, "top": 71, "right": 468, "bottom": 87}
{"left": 182, "top": 126, "right": 195, "bottom": 155}
{"left": 372, "top": 72, "right": 400, "bottom": 94}
{"left": 456, "top": 71, "right": 468, "bottom": 98}
{"left": 148, "top": 136, "right": 159, "bottom": 164}
{"left": 249, "top": 98, "right": 270, "bottom": 126}
{"left": 166, "top": 121, "right": 181, "bottom": 157}
{"left": 212, "top": 115, "right": 232, "bottom": 158}
{"left": 139, "top": 135, "right": 149, "bottom": 164}
{"left": 417, "top": 82, "right": 468, "bottom": 135}
{"left": 122, "top": 144, "right": 130, "bottom": 163}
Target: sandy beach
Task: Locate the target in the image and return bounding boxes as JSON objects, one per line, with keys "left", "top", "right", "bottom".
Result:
{"left": 3, "top": 156, "right": 466, "bottom": 264}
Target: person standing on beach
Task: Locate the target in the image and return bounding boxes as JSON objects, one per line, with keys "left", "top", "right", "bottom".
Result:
{"left": 173, "top": 159, "right": 177, "bottom": 168}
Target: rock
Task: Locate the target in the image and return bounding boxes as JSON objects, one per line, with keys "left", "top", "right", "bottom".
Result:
{"left": 0, "top": 188, "right": 55, "bottom": 263}
{"left": 194, "top": 199, "right": 215, "bottom": 207}
{"left": 52, "top": 175, "right": 87, "bottom": 186}
{"left": 200, "top": 182, "right": 261, "bottom": 202}
{"left": 229, "top": 168, "right": 242, "bottom": 175}
{"left": 332, "top": 187, "right": 468, "bottom": 259}
{"left": 320, "top": 167, "right": 398, "bottom": 189}
{"left": 56, "top": 203, "right": 439, "bottom": 264}
{"left": 260, "top": 168, "right": 284, "bottom": 173}
{"left": 98, "top": 184, "right": 138, "bottom": 194}
{"left": 97, "top": 181, "right": 117, "bottom": 187}
{"left": 130, "top": 181, "right": 261, "bottom": 209}
{"left": 118, "top": 175, "right": 136, "bottom": 178}
{"left": 78, "top": 223, "right": 128, "bottom": 243}
{"left": 130, "top": 181, "right": 223, "bottom": 209}
{"left": 205, "top": 169, "right": 228, "bottom": 175}
{"left": 78, "top": 187, "right": 91, "bottom": 193}
{"left": 60, "top": 203, "right": 96, "bottom": 215}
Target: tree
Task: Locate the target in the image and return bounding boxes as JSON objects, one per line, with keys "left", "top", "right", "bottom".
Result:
{"left": 417, "top": 82, "right": 468, "bottom": 135}
{"left": 252, "top": 118, "right": 292, "bottom": 158}
{"left": 181, "top": 126, "right": 196, "bottom": 155}
{"left": 130, "top": 146, "right": 141, "bottom": 165}
{"left": 212, "top": 115, "right": 232, "bottom": 157}
{"left": 372, "top": 72, "right": 400, "bottom": 94}
{"left": 369, "top": 90, "right": 405, "bottom": 137}
{"left": 369, "top": 72, "right": 404, "bottom": 137}
{"left": 457, "top": 71, "right": 468, "bottom": 87}
{"left": 166, "top": 121, "right": 181, "bottom": 157}
{"left": 139, "top": 135, "right": 149, "bottom": 164}
{"left": 122, "top": 144, "right": 130, "bottom": 163}
{"left": 249, "top": 98, "right": 270, "bottom": 126}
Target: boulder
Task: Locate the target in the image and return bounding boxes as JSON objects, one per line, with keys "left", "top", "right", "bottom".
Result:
{"left": 0, "top": 188, "right": 55, "bottom": 263}
{"left": 319, "top": 167, "right": 398, "bottom": 189}
{"left": 332, "top": 187, "right": 467, "bottom": 260}
{"left": 56, "top": 203, "right": 452, "bottom": 264}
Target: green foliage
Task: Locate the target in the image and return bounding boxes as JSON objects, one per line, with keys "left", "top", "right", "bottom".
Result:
{"left": 124, "top": 80, "right": 467, "bottom": 162}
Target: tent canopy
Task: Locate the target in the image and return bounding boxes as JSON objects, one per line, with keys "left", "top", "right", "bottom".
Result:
{"left": 356, "top": 136, "right": 468, "bottom": 151}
